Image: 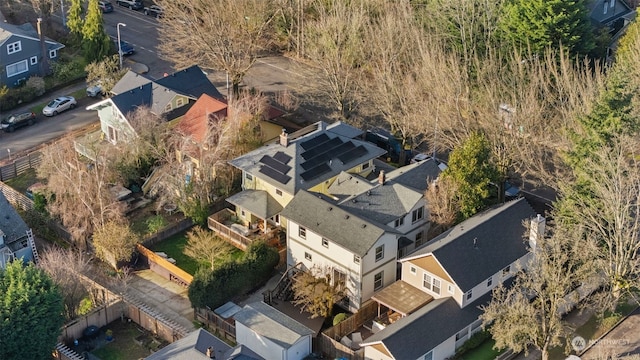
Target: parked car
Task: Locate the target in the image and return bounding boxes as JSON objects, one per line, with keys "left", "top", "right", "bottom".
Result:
{"left": 143, "top": 4, "right": 163, "bottom": 17}
{"left": 87, "top": 83, "right": 104, "bottom": 98}
{"left": 116, "top": 40, "right": 135, "bottom": 56}
{"left": 116, "top": 0, "right": 143, "bottom": 10}
{"left": 410, "top": 153, "right": 431, "bottom": 164}
{"left": 1, "top": 112, "right": 36, "bottom": 132}
{"left": 98, "top": 0, "right": 114, "bottom": 13}
{"left": 504, "top": 181, "right": 521, "bottom": 198}
{"left": 42, "top": 96, "right": 77, "bottom": 116}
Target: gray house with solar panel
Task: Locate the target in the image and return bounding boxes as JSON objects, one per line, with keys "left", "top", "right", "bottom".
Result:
{"left": 207, "top": 121, "right": 386, "bottom": 250}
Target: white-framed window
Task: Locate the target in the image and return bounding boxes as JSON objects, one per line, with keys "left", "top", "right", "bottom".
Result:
{"left": 176, "top": 97, "right": 184, "bottom": 107}
{"left": 466, "top": 290, "right": 473, "bottom": 300}
{"left": 240, "top": 209, "right": 246, "bottom": 217}
{"left": 7, "top": 41, "right": 21, "bottom": 54}
{"left": 6, "top": 60, "right": 28, "bottom": 77}
{"left": 30, "top": 56, "right": 38, "bottom": 65}
{"left": 394, "top": 217, "right": 404, "bottom": 227}
{"left": 611, "top": 0, "right": 616, "bottom": 7}
{"left": 276, "top": 188, "right": 283, "bottom": 196}
{"left": 107, "top": 125, "right": 118, "bottom": 144}
{"left": 305, "top": 252, "right": 312, "bottom": 261}
{"left": 49, "top": 49, "right": 57, "bottom": 58}
{"left": 299, "top": 227, "right": 306, "bottom": 239}
{"left": 375, "top": 245, "right": 384, "bottom": 262}
{"left": 164, "top": 103, "right": 172, "bottom": 112}
{"left": 412, "top": 207, "right": 424, "bottom": 223}
{"left": 423, "top": 273, "right": 432, "bottom": 290}
{"left": 424, "top": 350, "right": 433, "bottom": 360}
{"left": 502, "top": 265, "right": 511, "bottom": 276}
{"left": 410, "top": 266, "right": 417, "bottom": 275}
{"left": 487, "top": 277, "right": 493, "bottom": 287}
{"left": 455, "top": 328, "right": 468, "bottom": 341}
{"left": 448, "top": 284, "right": 454, "bottom": 294}
{"left": 374, "top": 271, "right": 384, "bottom": 291}
{"left": 322, "top": 238, "right": 329, "bottom": 248}
{"left": 245, "top": 173, "right": 253, "bottom": 181}
{"left": 603, "top": 1, "right": 608, "bottom": 14}
{"left": 415, "top": 231, "right": 424, "bottom": 247}
{"left": 353, "top": 255, "right": 360, "bottom": 264}
{"left": 362, "top": 162, "right": 370, "bottom": 170}
{"left": 432, "top": 278, "right": 441, "bottom": 294}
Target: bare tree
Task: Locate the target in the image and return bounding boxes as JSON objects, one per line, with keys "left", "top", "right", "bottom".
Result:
{"left": 184, "top": 226, "right": 234, "bottom": 270}
{"left": 37, "top": 137, "right": 126, "bottom": 247}
{"left": 425, "top": 177, "right": 459, "bottom": 239}
{"left": 38, "top": 247, "right": 93, "bottom": 319}
{"left": 85, "top": 55, "right": 127, "bottom": 96}
{"left": 291, "top": 266, "right": 346, "bottom": 319}
{"left": 92, "top": 221, "right": 138, "bottom": 269}
{"left": 156, "top": 0, "right": 278, "bottom": 96}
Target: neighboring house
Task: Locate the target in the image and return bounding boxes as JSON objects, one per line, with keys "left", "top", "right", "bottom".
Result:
{"left": 145, "top": 328, "right": 263, "bottom": 360}
{"left": 86, "top": 65, "right": 223, "bottom": 145}
{"left": 207, "top": 121, "right": 386, "bottom": 249}
{"left": 279, "top": 158, "right": 443, "bottom": 312}
{"left": 233, "top": 302, "right": 314, "bottom": 360}
{"left": 360, "top": 198, "right": 545, "bottom": 360}
{"left": 0, "top": 21, "right": 64, "bottom": 88}
{"left": 588, "top": 0, "right": 635, "bottom": 37}
{"left": 0, "top": 192, "right": 36, "bottom": 268}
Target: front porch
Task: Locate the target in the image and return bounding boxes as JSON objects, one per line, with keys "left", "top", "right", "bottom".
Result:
{"left": 207, "top": 208, "right": 283, "bottom": 251}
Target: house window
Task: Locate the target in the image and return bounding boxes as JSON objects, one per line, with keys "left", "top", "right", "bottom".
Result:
{"left": 502, "top": 265, "right": 511, "bottom": 276}
{"left": 6, "top": 60, "right": 28, "bottom": 77}
{"left": 410, "top": 266, "right": 417, "bottom": 275}
{"left": 276, "top": 188, "right": 283, "bottom": 196}
{"left": 487, "top": 277, "right": 493, "bottom": 287}
{"left": 432, "top": 278, "right": 441, "bottom": 294}
{"left": 375, "top": 245, "right": 384, "bottom": 262}
{"left": 424, "top": 351, "right": 433, "bottom": 360}
{"left": 322, "top": 238, "right": 329, "bottom": 248}
{"left": 30, "top": 56, "right": 38, "bottom": 65}
{"left": 374, "top": 271, "right": 384, "bottom": 291}
{"left": 107, "top": 125, "right": 118, "bottom": 143}
{"left": 394, "top": 217, "right": 404, "bottom": 228}
{"left": 361, "top": 162, "right": 370, "bottom": 170}
{"left": 412, "top": 207, "right": 424, "bottom": 223}
{"left": 305, "top": 252, "right": 312, "bottom": 261}
{"left": 455, "top": 328, "right": 468, "bottom": 341}
{"left": 423, "top": 273, "right": 432, "bottom": 290}
{"left": 603, "top": 1, "right": 608, "bottom": 14}
{"left": 448, "top": 284, "right": 454, "bottom": 294}
{"left": 164, "top": 103, "right": 172, "bottom": 112}
{"left": 241, "top": 209, "right": 246, "bottom": 217}
{"left": 7, "top": 41, "right": 21, "bottom": 54}
{"left": 415, "top": 231, "right": 424, "bottom": 247}
{"left": 49, "top": 49, "right": 57, "bottom": 58}
{"left": 611, "top": 0, "right": 616, "bottom": 7}
{"left": 245, "top": 173, "right": 253, "bottom": 181}
{"left": 353, "top": 255, "right": 360, "bottom": 264}
{"left": 466, "top": 290, "right": 473, "bottom": 301}
{"left": 299, "top": 227, "right": 306, "bottom": 239}
{"left": 176, "top": 97, "right": 184, "bottom": 107}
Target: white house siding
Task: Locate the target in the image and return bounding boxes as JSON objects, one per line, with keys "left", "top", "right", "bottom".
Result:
{"left": 359, "top": 233, "right": 398, "bottom": 305}
{"left": 235, "top": 321, "right": 286, "bottom": 360}
{"left": 364, "top": 345, "right": 394, "bottom": 360}
{"left": 286, "top": 336, "right": 312, "bottom": 360}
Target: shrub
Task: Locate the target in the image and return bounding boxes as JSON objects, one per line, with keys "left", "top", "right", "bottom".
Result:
{"left": 26, "top": 76, "right": 46, "bottom": 96}
{"left": 77, "top": 298, "right": 93, "bottom": 316}
{"left": 453, "top": 330, "right": 491, "bottom": 358}
{"left": 333, "top": 313, "right": 348, "bottom": 326}
{"left": 146, "top": 215, "right": 168, "bottom": 234}
{"left": 51, "top": 59, "right": 85, "bottom": 84}
{"left": 600, "top": 314, "right": 622, "bottom": 330}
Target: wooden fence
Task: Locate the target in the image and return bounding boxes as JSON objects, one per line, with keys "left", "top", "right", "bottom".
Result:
{"left": 137, "top": 244, "right": 193, "bottom": 287}
{"left": 322, "top": 300, "right": 377, "bottom": 341}
{"left": 141, "top": 218, "right": 193, "bottom": 248}
{"left": 0, "top": 151, "right": 42, "bottom": 182}
{"left": 194, "top": 307, "right": 237, "bottom": 343}
{"left": 315, "top": 334, "right": 365, "bottom": 360}
{"left": 0, "top": 180, "right": 33, "bottom": 211}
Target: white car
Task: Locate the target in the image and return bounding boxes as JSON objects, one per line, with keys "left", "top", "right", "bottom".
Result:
{"left": 410, "top": 153, "right": 431, "bottom": 164}
{"left": 42, "top": 96, "right": 77, "bottom": 116}
{"left": 86, "top": 83, "right": 103, "bottom": 98}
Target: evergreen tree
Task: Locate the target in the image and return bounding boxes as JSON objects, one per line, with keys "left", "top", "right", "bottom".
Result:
{"left": 66, "top": 0, "right": 85, "bottom": 42}
{"left": 82, "top": 0, "right": 112, "bottom": 63}
{"left": 0, "top": 261, "right": 64, "bottom": 359}
{"left": 498, "top": 0, "right": 594, "bottom": 57}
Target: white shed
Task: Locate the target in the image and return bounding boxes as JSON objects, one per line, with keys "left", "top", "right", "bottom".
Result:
{"left": 234, "top": 302, "right": 313, "bottom": 360}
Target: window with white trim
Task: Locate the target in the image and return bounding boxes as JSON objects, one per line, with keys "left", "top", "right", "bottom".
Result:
{"left": 611, "top": 0, "right": 616, "bottom": 8}
{"left": 6, "top": 60, "right": 28, "bottom": 77}
{"left": 275, "top": 188, "right": 283, "bottom": 196}
{"left": 30, "top": 56, "right": 38, "bottom": 65}
{"left": 176, "top": 97, "right": 184, "bottom": 107}
{"left": 374, "top": 271, "right": 384, "bottom": 290}
{"left": 412, "top": 207, "right": 424, "bottom": 223}
{"left": 7, "top": 41, "right": 21, "bottom": 54}
{"left": 361, "top": 162, "right": 370, "bottom": 170}
{"left": 603, "top": 1, "right": 608, "bottom": 14}
{"left": 299, "top": 227, "right": 306, "bottom": 239}
{"left": 49, "top": 49, "right": 57, "bottom": 58}
{"left": 432, "top": 278, "right": 441, "bottom": 294}
{"left": 410, "top": 266, "right": 417, "bottom": 275}
{"left": 322, "top": 238, "right": 329, "bottom": 248}
{"left": 240, "top": 209, "right": 246, "bottom": 217}
{"left": 465, "top": 290, "right": 473, "bottom": 300}
{"left": 487, "top": 277, "right": 493, "bottom": 287}
{"left": 415, "top": 231, "right": 424, "bottom": 247}
{"left": 423, "top": 273, "right": 432, "bottom": 290}
{"left": 502, "top": 265, "right": 511, "bottom": 276}
{"left": 455, "top": 328, "right": 468, "bottom": 341}
{"left": 353, "top": 255, "right": 360, "bottom": 264}
{"left": 448, "top": 284, "right": 454, "bottom": 294}
{"left": 394, "top": 217, "right": 404, "bottom": 227}
{"left": 245, "top": 173, "right": 253, "bottom": 181}
{"left": 375, "top": 245, "right": 384, "bottom": 262}
{"left": 305, "top": 252, "right": 312, "bottom": 261}
{"left": 424, "top": 350, "right": 433, "bottom": 360}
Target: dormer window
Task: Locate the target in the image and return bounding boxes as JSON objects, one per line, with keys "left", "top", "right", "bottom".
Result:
{"left": 412, "top": 207, "right": 424, "bottom": 223}
{"left": 394, "top": 217, "right": 404, "bottom": 227}
{"left": 7, "top": 41, "right": 21, "bottom": 54}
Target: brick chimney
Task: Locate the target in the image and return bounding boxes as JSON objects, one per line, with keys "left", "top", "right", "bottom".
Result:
{"left": 37, "top": 18, "right": 50, "bottom": 77}
{"left": 529, "top": 214, "right": 546, "bottom": 251}
{"left": 378, "top": 170, "right": 385, "bottom": 185}
{"left": 279, "top": 128, "right": 289, "bottom": 147}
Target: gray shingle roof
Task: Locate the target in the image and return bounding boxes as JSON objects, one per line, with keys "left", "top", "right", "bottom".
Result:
{"left": 226, "top": 190, "right": 283, "bottom": 219}
{"left": 233, "top": 302, "right": 314, "bottom": 349}
{"left": 110, "top": 71, "right": 153, "bottom": 95}
{"left": 229, "top": 121, "right": 386, "bottom": 195}
{"left": 403, "top": 198, "right": 536, "bottom": 292}
{"left": 280, "top": 190, "right": 391, "bottom": 256}
{"left": 110, "top": 82, "right": 153, "bottom": 116}
{"left": 155, "top": 65, "right": 224, "bottom": 100}
{"left": 338, "top": 182, "right": 423, "bottom": 226}
{"left": 0, "top": 22, "right": 65, "bottom": 50}
{"left": 328, "top": 172, "right": 374, "bottom": 202}
{"left": 385, "top": 158, "right": 443, "bottom": 192}
{"left": 0, "top": 192, "right": 29, "bottom": 243}
{"left": 145, "top": 328, "right": 234, "bottom": 360}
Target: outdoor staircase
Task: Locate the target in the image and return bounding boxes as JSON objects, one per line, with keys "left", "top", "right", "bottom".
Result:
{"left": 26, "top": 229, "right": 39, "bottom": 263}
{"left": 264, "top": 262, "right": 303, "bottom": 305}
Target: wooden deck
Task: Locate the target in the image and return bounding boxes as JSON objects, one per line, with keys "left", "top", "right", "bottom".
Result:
{"left": 207, "top": 208, "right": 282, "bottom": 250}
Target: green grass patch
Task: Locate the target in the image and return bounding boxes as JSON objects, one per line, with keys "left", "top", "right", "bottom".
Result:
{"left": 91, "top": 320, "right": 161, "bottom": 360}
{"left": 460, "top": 338, "right": 504, "bottom": 360}
{"left": 4, "top": 168, "right": 40, "bottom": 193}
{"left": 149, "top": 231, "right": 202, "bottom": 275}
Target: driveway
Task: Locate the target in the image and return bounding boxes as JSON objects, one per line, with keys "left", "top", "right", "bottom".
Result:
{"left": 579, "top": 306, "right": 640, "bottom": 359}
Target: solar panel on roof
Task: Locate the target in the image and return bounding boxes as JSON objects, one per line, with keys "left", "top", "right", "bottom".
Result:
{"left": 302, "top": 137, "right": 343, "bottom": 160}
{"left": 301, "top": 141, "right": 356, "bottom": 170}
{"left": 300, "top": 163, "right": 332, "bottom": 182}
{"left": 259, "top": 165, "right": 292, "bottom": 184}
{"left": 273, "top": 151, "right": 292, "bottom": 164}
{"left": 259, "top": 155, "right": 291, "bottom": 174}
{"left": 338, "top": 145, "right": 368, "bottom": 164}
{"left": 300, "top": 133, "right": 330, "bottom": 150}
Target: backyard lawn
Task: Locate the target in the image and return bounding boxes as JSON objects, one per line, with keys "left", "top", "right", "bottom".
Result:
{"left": 460, "top": 338, "right": 504, "bottom": 360}
{"left": 91, "top": 320, "right": 165, "bottom": 360}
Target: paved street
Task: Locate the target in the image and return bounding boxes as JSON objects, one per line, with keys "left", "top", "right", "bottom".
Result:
{"left": 580, "top": 306, "right": 640, "bottom": 359}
